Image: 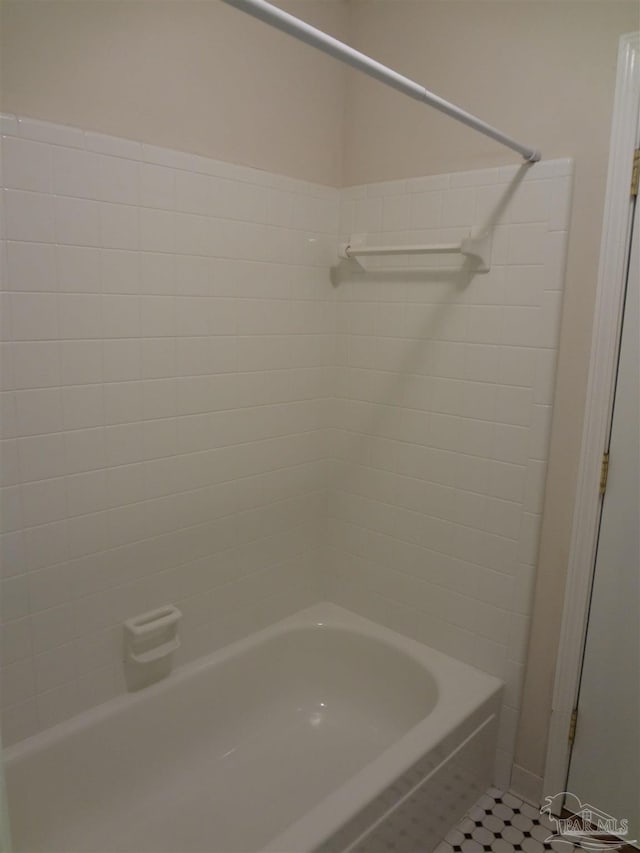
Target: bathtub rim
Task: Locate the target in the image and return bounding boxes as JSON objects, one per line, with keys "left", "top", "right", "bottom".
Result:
{"left": 3, "top": 602, "right": 500, "bottom": 764}
{"left": 264, "top": 605, "right": 502, "bottom": 851}
{"left": 4, "top": 601, "right": 503, "bottom": 852}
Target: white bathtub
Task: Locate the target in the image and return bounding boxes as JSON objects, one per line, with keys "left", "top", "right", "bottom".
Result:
{"left": 4, "top": 603, "right": 502, "bottom": 853}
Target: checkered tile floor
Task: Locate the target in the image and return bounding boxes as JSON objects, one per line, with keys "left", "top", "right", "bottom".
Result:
{"left": 434, "top": 787, "right": 582, "bottom": 852}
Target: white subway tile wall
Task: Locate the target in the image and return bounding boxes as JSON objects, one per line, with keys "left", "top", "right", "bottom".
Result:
{"left": 0, "top": 116, "right": 338, "bottom": 743}
{"left": 0, "top": 116, "right": 572, "bottom": 791}
{"left": 328, "top": 159, "right": 572, "bottom": 788}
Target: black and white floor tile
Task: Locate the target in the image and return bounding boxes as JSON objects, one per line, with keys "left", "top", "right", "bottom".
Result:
{"left": 434, "top": 787, "right": 582, "bottom": 853}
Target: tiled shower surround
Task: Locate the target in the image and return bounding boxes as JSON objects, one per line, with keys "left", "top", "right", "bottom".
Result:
{"left": 327, "top": 161, "right": 571, "bottom": 784}
{"left": 0, "top": 115, "right": 337, "bottom": 742}
{"left": 0, "top": 116, "right": 571, "bottom": 789}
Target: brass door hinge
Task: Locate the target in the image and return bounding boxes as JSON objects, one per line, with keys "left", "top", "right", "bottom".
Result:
{"left": 632, "top": 148, "right": 640, "bottom": 197}
{"left": 568, "top": 708, "right": 578, "bottom": 745}
{"left": 599, "top": 451, "right": 610, "bottom": 496}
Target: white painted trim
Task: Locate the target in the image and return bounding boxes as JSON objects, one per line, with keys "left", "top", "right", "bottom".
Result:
{"left": 543, "top": 32, "right": 640, "bottom": 802}
{"left": 511, "top": 764, "right": 543, "bottom": 808}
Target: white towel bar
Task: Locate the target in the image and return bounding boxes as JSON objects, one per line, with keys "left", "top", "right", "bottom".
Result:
{"left": 339, "top": 228, "right": 492, "bottom": 272}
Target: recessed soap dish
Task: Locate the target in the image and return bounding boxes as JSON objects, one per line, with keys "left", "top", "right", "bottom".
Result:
{"left": 124, "top": 605, "right": 182, "bottom": 666}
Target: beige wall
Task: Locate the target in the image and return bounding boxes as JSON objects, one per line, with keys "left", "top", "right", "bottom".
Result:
{"left": 342, "top": 0, "right": 638, "bottom": 787}
{"left": 0, "top": 0, "right": 348, "bottom": 186}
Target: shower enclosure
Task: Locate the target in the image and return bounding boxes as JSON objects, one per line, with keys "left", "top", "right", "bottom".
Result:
{"left": 0, "top": 0, "right": 579, "bottom": 848}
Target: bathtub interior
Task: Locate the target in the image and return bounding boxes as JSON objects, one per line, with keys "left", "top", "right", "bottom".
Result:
{"left": 5, "top": 612, "right": 458, "bottom": 853}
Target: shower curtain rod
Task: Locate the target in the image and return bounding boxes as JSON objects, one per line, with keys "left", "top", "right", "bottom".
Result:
{"left": 220, "top": 0, "right": 541, "bottom": 163}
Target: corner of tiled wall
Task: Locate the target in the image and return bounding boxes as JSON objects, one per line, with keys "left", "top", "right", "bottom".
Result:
{"left": 0, "top": 111, "right": 574, "bottom": 791}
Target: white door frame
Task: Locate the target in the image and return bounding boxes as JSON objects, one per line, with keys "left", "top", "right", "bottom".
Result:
{"left": 543, "top": 30, "right": 640, "bottom": 800}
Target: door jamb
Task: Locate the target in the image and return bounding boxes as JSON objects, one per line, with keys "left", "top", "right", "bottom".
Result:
{"left": 542, "top": 31, "right": 640, "bottom": 802}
